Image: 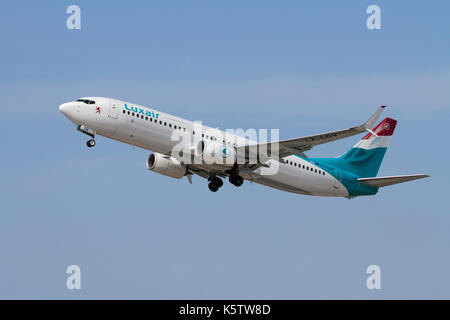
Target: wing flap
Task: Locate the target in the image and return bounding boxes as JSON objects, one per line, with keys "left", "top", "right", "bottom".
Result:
{"left": 357, "top": 174, "right": 429, "bottom": 188}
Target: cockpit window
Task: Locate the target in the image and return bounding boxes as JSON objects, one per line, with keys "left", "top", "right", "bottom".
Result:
{"left": 77, "top": 99, "right": 96, "bottom": 104}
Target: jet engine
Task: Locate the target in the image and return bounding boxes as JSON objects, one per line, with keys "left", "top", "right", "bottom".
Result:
{"left": 146, "top": 152, "right": 186, "bottom": 179}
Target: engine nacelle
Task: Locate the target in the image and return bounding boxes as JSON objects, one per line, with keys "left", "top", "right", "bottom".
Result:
{"left": 196, "top": 140, "right": 236, "bottom": 166}
{"left": 146, "top": 152, "right": 186, "bottom": 179}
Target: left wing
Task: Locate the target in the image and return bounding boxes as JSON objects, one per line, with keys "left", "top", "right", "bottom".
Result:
{"left": 237, "top": 106, "right": 385, "bottom": 159}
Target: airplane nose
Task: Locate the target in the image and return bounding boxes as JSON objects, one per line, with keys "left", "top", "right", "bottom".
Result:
{"left": 58, "top": 101, "right": 82, "bottom": 125}
{"left": 59, "top": 103, "right": 68, "bottom": 115}
{"left": 59, "top": 102, "right": 82, "bottom": 124}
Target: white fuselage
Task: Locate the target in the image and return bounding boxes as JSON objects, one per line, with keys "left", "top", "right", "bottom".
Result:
{"left": 59, "top": 97, "right": 348, "bottom": 197}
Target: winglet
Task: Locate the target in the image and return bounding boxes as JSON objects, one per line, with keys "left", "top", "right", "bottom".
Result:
{"left": 362, "top": 106, "right": 386, "bottom": 130}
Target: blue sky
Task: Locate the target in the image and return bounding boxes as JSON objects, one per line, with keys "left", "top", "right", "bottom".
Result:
{"left": 0, "top": 1, "right": 449, "bottom": 299}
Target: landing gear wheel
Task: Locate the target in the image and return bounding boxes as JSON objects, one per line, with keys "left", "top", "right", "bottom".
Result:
{"left": 212, "top": 177, "right": 223, "bottom": 188}
{"left": 86, "top": 139, "right": 96, "bottom": 148}
{"left": 233, "top": 175, "right": 243, "bottom": 186}
{"left": 229, "top": 175, "right": 243, "bottom": 186}
{"left": 208, "top": 181, "right": 219, "bottom": 192}
{"left": 208, "top": 176, "right": 223, "bottom": 192}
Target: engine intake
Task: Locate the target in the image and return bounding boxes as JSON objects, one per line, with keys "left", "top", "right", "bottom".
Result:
{"left": 146, "top": 152, "right": 186, "bottom": 179}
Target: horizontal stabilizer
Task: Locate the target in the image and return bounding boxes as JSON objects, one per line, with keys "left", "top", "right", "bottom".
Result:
{"left": 357, "top": 174, "right": 429, "bottom": 188}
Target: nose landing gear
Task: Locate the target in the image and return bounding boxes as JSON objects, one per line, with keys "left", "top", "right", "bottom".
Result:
{"left": 86, "top": 139, "right": 96, "bottom": 148}
{"left": 77, "top": 125, "right": 96, "bottom": 148}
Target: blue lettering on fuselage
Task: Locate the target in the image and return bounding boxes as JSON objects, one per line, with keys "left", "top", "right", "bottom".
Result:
{"left": 124, "top": 103, "right": 159, "bottom": 119}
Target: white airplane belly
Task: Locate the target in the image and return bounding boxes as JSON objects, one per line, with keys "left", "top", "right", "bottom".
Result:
{"left": 253, "top": 161, "right": 348, "bottom": 197}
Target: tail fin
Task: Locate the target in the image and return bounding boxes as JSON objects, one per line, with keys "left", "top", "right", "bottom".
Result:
{"left": 339, "top": 117, "right": 397, "bottom": 177}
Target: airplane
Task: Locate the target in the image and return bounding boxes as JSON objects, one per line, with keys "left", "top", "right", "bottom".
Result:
{"left": 59, "top": 97, "right": 428, "bottom": 198}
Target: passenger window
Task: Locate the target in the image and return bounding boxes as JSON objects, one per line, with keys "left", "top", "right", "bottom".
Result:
{"left": 127, "top": 111, "right": 130, "bottom": 115}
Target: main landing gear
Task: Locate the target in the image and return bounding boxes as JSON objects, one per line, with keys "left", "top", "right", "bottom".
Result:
{"left": 223, "top": 163, "right": 244, "bottom": 188}
{"left": 207, "top": 173, "right": 244, "bottom": 192}
{"left": 229, "top": 174, "right": 244, "bottom": 187}
{"left": 208, "top": 163, "right": 244, "bottom": 192}
{"left": 77, "top": 125, "right": 96, "bottom": 148}
{"left": 208, "top": 176, "right": 223, "bottom": 192}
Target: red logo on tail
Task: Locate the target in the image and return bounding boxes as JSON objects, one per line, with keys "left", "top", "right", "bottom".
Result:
{"left": 362, "top": 117, "right": 397, "bottom": 139}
